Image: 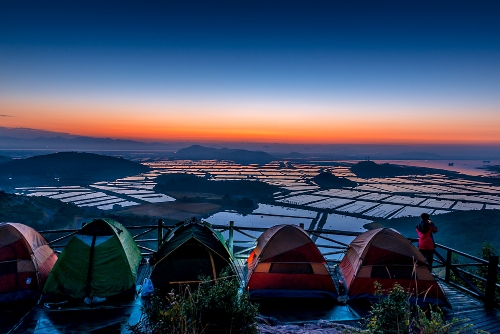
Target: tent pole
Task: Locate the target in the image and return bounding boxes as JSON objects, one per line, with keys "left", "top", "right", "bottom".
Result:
{"left": 157, "top": 219, "right": 163, "bottom": 250}
{"left": 208, "top": 250, "right": 217, "bottom": 281}
{"left": 228, "top": 221, "right": 234, "bottom": 256}
{"left": 86, "top": 235, "right": 96, "bottom": 299}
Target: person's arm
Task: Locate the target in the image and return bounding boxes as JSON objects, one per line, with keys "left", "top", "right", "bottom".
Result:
{"left": 429, "top": 221, "right": 438, "bottom": 233}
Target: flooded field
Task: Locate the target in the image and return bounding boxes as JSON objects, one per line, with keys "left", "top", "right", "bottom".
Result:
{"left": 15, "top": 159, "right": 500, "bottom": 238}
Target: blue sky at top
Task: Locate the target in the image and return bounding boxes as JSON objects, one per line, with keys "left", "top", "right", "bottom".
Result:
{"left": 1, "top": 1, "right": 499, "bottom": 143}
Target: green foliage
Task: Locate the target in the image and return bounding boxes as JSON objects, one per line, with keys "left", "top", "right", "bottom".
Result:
{"left": 196, "top": 269, "right": 258, "bottom": 333}
{"left": 128, "top": 269, "right": 258, "bottom": 334}
{"left": 49, "top": 204, "right": 84, "bottom": 227}
{"left": 365, "top": 283, "right": 410, "bottom": 334}
{"left": 128, "top": 289, "right": 200, "bottom": 334}
{"left": 412, "top": 306, "right": 470, "bottom": 334}
{"left": 362, "top": 283, "right": 472, "bottom": 334}
{"left": 475, "top": 243, "right": 499, "bottom": 300}
{"left": 0, "top": 191, "right": 44, "bottom": 225}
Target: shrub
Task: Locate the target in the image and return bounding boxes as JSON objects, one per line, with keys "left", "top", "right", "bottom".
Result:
{"left": 365, "top": 282, "right": 410, "bottom": 334}
{"left": 412, "top": 306, "right": 467, "bottom": 334}
{"left": 363, "top": 282, "right": 473, "bottom": 334}
{"left": 128, "top": 268, "right": 258, "bottom": 334}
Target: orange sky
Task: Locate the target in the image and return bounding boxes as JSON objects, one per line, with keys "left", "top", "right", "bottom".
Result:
{"left": 2, "top": 98, "right": 499, "bottom": 145}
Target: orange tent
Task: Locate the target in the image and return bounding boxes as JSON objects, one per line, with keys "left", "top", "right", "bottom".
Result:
{"left": 246, "top": 224, "right": 337, "bottom": 299}
{"left": 0, "top": 223, "right": 57, "bottom": 303}
{"left": 339, "top": 228, "right": 449, "bottom": 306}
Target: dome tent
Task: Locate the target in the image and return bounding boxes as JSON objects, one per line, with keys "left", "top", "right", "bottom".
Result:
{"left": 339, "top": 228, "right": 449, "bottom": 307}
{"left": 0, "top": 222, "right": 57, "bottom": 303}
{"left": 150, "top": 219, "right": 235, "bottom": 293}
{"left": 246, "top": 224, "right": 337, "bottom": 299}
{"left": 43, "top": 218, "right": 141, "bottom": 300}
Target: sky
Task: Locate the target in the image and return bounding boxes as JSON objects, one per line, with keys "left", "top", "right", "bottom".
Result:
{"left": 1, "top": 1, "right": 499, "bottom": 145}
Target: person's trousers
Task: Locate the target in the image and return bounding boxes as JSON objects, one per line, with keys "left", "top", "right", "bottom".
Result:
{"left": 419, "top": 249, "right": 434, "bottom": 268}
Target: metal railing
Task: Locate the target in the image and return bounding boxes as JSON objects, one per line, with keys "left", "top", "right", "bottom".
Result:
{"left": 39, "top": 220, "right": 499, "bottom": 310}
{"left": 428, "top": 241, "right": 500, "bottom": 310}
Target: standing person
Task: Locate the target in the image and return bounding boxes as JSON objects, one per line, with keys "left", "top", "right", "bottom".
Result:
{"left": 416, "top": 213, "right": 438, "bottom": 268}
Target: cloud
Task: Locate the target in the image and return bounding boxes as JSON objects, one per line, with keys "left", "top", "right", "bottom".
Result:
{"left": 0, "top": 114, "right": 13, "bottom": 117}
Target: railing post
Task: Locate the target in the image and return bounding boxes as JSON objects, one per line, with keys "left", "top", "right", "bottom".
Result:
{"left": 228, "top": 221, "right": 234, "bottom": 256}
{"left": 485, "top": 255, "right": 499, "bottom": 310}
{"left": 157, "top": 219, "right": 163, "bottom": 251}
{"left": 445, "top": 249, "right": 452, "bottom": 282}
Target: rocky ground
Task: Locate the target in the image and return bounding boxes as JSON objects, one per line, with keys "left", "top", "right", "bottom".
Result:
{"left": 258, "top": 318, "right": 359, "bottom": 334}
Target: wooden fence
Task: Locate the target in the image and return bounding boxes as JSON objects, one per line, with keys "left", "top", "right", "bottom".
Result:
{"left": 39, "top": 219, "right": 499, "bottom": 310}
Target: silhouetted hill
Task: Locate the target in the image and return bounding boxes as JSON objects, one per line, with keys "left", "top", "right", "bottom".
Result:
{"left": 175, "top": 145, "right": 275, "bottom": 164}
{"left": 0, "top": 191, "right": 153, "bottom": 231}
{"left": 0, "top": 156, "right": 11, "bottom": 163}
{"left": 0, "top": 152, "right": 149, "bottom": 186}
{"left": 154, "top": 173, "right": 279, "bottom": 200}
{"left": 0, "top": 191, "right": 89, "bottom": 230}
{"left": 482, "top": 165, "right": 500, "bottom": 174}
{"left": 350, "top": 160, "right": 454, "bottom": 178}
{"left": 312, "top": 172, "right": 357, "bottom": 189}
{"left": 367, "top": 209, "right": 500, "bottom": 256}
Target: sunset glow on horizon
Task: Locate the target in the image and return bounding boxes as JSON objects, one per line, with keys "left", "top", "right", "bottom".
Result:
{"left": 1, "top": 1, "right": 499, "bottom": 146}
{"left": 2, "top": 97, "right": 500, "bottom": 145}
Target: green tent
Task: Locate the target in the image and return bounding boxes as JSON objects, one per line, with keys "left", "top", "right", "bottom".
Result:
{"left": 43, "top": 219, "right": 142, "bottom": 299}
{"left": 150, "top": 219, "right": 235, "bottom": 293}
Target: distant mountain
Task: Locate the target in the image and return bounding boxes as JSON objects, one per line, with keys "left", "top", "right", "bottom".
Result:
{"left": 0, "top": 127, "right": 77, "bottom": 139}
{"left": 175, "top": 145, "right": 275, "bottom": 164}
{"left": 0, "top": 126, "right": 185, "bottom": 152}
{"left": 0, "top": 152, "right": 149, "bottom": 186}
{"left": 312, "top": 172, "right": 357, "bottom": 189}
{"left": 0, "top": 135, "right": 177, "bottom": 151}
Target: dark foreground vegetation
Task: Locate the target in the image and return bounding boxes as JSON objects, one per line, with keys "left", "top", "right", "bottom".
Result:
{"left": 363, "top": 283, "right": 471, "bottom": 334}
{"left": 129, "top": 269, "right": 259, "bottom": 334}
{"left": 131, "top": 277, "right": 474, "bottom": 334}
{"left": 0, "top": 152, "right": 149, "bottom": 187}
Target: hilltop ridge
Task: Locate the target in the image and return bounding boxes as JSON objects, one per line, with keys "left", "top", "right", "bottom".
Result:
{"left": 0, "top": 152, "right": 149, "bottom": 187}
{"left": 175, "top": 145, "right": 275, "bottom": 164}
